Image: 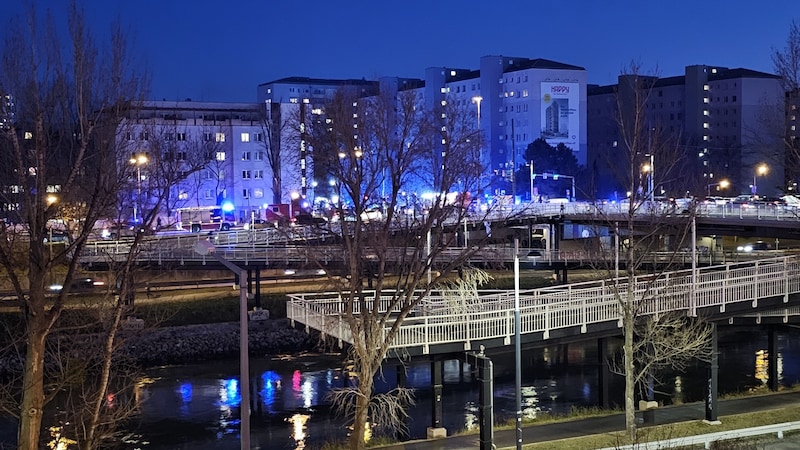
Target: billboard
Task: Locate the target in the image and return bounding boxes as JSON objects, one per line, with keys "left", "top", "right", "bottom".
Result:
{"left": 540, "top": 82, "right": 579, "bottom": 149}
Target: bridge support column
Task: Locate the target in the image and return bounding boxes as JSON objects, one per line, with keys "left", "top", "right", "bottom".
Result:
{"left": 254, "top": 267, "right": 262, "bottom": 308}
{"left": 597, "top": 338, "right": 610, "bottom": 409}
{"left": 704, "top": 323, "right": 720, "bottom": 424}
{"left": 427, "top": 358, "right": 446, "bottom": 438}
{"left": 467, "top": 349, "right": 494, "bottom": 450}
{"left": 769, "top": 327, "right": 779, "bottom": 391}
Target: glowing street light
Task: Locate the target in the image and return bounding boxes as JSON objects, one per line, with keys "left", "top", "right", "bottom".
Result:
{"left": 752, "top": 164, "right": 768, "bottom": 195}
{"left": 129, "top": 154, "right": 148, "bottom": 223}
{"left": 641, "top": 154, "right": 654, "bottom": 202}
{"left": 707, "top": 179, "right": 730, "bottom": 197}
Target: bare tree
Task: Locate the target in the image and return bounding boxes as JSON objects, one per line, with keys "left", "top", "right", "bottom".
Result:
{"left": 302, "top": 86, "right": 493, "bottom": 449}
{"left": 257, "top": 100, "right": 299, "bottom": 205}
{"left": 588, "top": 63, "right": 714, "bottom": 440}
{"left": 772, "top": 20, "right": 800, "bottom": 187}
{"left": 0, "top": 3, "right": 148, "bottom": 448}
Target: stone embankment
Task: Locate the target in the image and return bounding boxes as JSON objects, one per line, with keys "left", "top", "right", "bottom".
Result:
{"left": 121, "top": 319, "right": 320, "bottom": 367}
{"left": 0, "top": 319, "right": 320, "bottom": 376}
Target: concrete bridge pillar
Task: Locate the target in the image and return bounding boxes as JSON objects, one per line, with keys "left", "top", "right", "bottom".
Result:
{"left": 597, "top": 338, "right": 610, "bottom": 408}
{"left": 769, "top": 327, "right": 779, "bottom": 391}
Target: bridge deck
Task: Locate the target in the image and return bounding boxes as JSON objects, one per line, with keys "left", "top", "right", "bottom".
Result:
{"left": 287, "top": 256, "right": 800, "bottom": 356}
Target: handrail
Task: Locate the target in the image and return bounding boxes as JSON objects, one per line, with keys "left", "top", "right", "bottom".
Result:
{"left": 287, "top": 256, "right": 800, "bottom": 353}
{"left": 597, "top": 420, "right": 800, "bottom": 450}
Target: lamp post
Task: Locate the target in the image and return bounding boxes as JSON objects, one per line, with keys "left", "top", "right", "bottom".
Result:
{"left": 706, "top": 179, "right": 730, "bottom": 197}
{"left": 472, "top": 96, "right": 483, "bottom": 206}
{"left": 752, "top": 164, "right": 768, "bottom": 196}
{"left": 528, "top": 162, "right": 535, "bottom": 202}
{"left": 129, "top": 154, "right": 148, "bottom": 223}
{"left": 641, "top": 154, "right": 654, "bottom": 202}
{"left": 193, "top": 240, "right": 250, "bottom": 450}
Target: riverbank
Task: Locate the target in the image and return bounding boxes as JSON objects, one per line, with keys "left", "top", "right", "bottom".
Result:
{"left": 120, "top": 318, "right": 320, "bottom": 367}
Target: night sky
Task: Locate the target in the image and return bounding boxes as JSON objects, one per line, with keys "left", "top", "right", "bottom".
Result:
{"left": 1, "top": 0, "right": 796, "bottom": 102}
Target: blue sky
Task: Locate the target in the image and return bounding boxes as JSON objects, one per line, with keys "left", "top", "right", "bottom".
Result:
{"left": 1, "top": 0, "right": 796, "bottom": 102}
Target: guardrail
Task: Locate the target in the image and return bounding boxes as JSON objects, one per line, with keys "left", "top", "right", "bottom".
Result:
{"left": 598, "top": 421, "right": 800, "bottom": 450}
{"left": 287, "top": 256, "right": 800, "bottom": 353}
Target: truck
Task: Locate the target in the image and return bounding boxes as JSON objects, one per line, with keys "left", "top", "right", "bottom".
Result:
{"left": 176, "top": 206, "right": 236, "bottom": 232}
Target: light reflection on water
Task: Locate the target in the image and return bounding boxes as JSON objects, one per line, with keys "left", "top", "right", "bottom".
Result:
{"left": 115, "top": 328, "right": 800, "bottom": 450}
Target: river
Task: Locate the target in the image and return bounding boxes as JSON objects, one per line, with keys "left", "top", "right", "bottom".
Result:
{"left": 2, "top": 326, "right": 797, "bottom": 449}
{"left": 107, "top": 325, "right": 800, "bottom": 449}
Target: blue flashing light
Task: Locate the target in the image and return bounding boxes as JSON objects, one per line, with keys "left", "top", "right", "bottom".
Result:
{"left": 220, "top": 201, "right": 235, "bottom": 212}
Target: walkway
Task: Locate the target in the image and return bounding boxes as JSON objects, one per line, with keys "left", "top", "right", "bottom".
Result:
{"left": 376, "top": 391, "right": 800, "bottom": 449}
{"left": 288, "top": 255, "right": 800, "bottom": 355}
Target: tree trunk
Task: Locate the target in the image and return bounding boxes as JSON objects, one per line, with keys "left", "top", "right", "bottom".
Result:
{"left": 623, "top": 305, "right": 637, "bottom": 441}
{"left": 18, "top": 317, "right": 48, "bottom": 450}
{"left": 81, "top": 303, "right": 125, "bottom": 450}
{"left": 348, "top": 376, "right": 373, "bottom": 450}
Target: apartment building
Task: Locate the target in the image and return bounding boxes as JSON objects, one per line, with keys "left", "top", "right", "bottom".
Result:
{"left": 587, "top": 65, "right": 786, "bottom": 199}
{"left": 119, "top": 101, "right": 268, "bottom": 223}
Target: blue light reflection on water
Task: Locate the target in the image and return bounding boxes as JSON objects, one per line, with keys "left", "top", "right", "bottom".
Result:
{"left": 122, "top": 327, "right": 800, "bottom": 450}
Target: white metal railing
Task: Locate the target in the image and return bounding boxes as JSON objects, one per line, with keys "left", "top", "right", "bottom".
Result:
{"left": 597, "top": 421, "right": 800, "bottom": 450}
{"left": 287, "top": 256, "right": 800, "bottom": 353}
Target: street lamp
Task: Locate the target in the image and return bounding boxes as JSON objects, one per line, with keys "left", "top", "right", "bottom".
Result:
{"left": 129, "top": 154, "right": 148, "bottom": 223}
{"left": 641, "top": 154, "right": 654, "bottom": 202}
{"left": 706, "top": 179, "right": 730, "bottom": 197}
{"left": 752, "top": 164, "right": 768, "bottom": 196}
{"left": 193, "top": 240, "right": 250, "bottom": 450}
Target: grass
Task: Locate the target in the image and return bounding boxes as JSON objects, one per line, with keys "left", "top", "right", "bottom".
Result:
{"left": 510, "top": 405, "right": 800, "bottom": 450}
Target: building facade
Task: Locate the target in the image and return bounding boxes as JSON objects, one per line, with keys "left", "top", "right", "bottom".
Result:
{"left": 588, "top": 65, "right": 786, "bottom": 199}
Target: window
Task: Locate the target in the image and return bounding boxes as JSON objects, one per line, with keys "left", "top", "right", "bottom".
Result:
{"left": 204, "top": 132, "right": 213, "bottom": 141}
{"left": 204, "top": 169, "right": 214, "bottom": 180}
{"left": 126, "top": 132, "right": 134, "bottom": 141}
{"left": 178, "top": 191, "right": 188, "bottom": 200}
{"left": 242, "top": 188, "right": 250, "bottom": 198}
{"left": 177, "top": 132, "right": 186, "bottom": 141}
{"left": 177, "top": 151, "right": 187, "bottom": 161}
{"left": 140, "top": 132, "right": 149, "bottom": 141}
{"left": 204, "top": 189, "right": 213, "bottom": 199}
{"left": 215, "top": 132, "right": 225, "bottom": 142}
{"left": 165, "top": 133, "right": 174, "bottom": 141}
{"left": 254, "top": 132, "right": 264, "bottom": 141}
{"left": 242, "top": 170, "right": 251, "bottom": 179}
{"left": 242, "top": 151, "right": 251, "bottom": 161}
{"left": 240, "top": 132, "right": 250, "bottom": 142}
{"left": 254, "top": 188, "right": 264, "bottom": 199}
{"left": 215, "top": 151, "right": 226, "bottom": 161}
{"left": 254, "top": 170, "right": 263, "bottom": 179}
{"left": 255, "top": 151, "right": 264, "bottom": 161}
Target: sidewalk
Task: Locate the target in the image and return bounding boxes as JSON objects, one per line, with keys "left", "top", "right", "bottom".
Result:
{"left": 377, "top": 391, "right": 800, "bottom": 450}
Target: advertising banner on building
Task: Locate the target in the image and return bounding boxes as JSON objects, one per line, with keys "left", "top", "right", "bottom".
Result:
{"left": 540, "top": 82, "right": 579, "bottom": 149}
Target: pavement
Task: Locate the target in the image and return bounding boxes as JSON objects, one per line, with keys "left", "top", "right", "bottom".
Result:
{"left": 376, "top": 391, "right": 800, "bottom": 449}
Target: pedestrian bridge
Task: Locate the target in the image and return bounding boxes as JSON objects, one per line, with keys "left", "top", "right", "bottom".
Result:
{"left": 286, "top": 255, "right": 800, "bottom": 356}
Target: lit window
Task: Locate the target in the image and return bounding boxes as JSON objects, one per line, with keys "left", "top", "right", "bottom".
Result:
{"left": 703, "top": 110, "right": 709, "bottom": 116}
{"left": 703, "top": 85, "right": 709, "bottom": 91}
{"left": 240, "top": 132, "right": 250, "bottom": 142}
{"left": 215, "top": 151, "right": 226, "bottom": 161}
{"left": 703, "top": 97, "right": 709, "bottom": 104}
{"left": 218, "top": 169, "right": 225, "bottom": 179}
{"left": 703, "top": 123, "right": 709, "bottom": 129}
{"left": 254, "top": 188, "right": 264, "bottom": 199}
{"left": 178, "top": 191, "right": 188, "bottom": 200}
{"left": 215, "top": 132, "right": 225, "bottom": 142}
{"left": 522, "top": 90, "right": 529, "bottom": 97}
{"left": 24, "top": 131, "right": 33, "bottom": 140}
{"left": 612, "top": 141, "right": 618, "bottom": 147}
